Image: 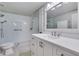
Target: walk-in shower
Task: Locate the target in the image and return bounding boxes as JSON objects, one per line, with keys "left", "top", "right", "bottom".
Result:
{"left": 0, "top": 11, "right": 31, "bottom": 55}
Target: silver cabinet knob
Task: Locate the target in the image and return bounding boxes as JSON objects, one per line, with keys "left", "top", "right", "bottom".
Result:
{"left": 39, "top": 41, "right": 43, "bottom": 48}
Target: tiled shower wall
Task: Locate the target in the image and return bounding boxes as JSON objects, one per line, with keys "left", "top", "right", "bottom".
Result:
{"left": 0, "top": 11, "right": 32, "bottom": 53}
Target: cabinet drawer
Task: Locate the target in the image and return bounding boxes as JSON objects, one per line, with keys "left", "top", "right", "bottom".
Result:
{"left": 56, "top": 48, "right": 75, "bottom": 56}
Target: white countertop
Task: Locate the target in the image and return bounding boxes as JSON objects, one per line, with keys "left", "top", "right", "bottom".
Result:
{"left": 32, "top": 34, "right": 79, "bottom": 55}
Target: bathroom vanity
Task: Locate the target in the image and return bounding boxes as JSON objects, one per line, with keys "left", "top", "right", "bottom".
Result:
{"left": 31, "top": 34, "right": 79, "bottom": 56}
{"left": 31, "top": 2, "right": 79, "bottom": 56}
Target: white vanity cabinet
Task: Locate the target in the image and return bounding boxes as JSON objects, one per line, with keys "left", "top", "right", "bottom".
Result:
{"left": 31, "top": 37, "right": 53, "bottom": 56}
{"left": 31, "top": 36, "right": 77, "bottom": 56}
{"left": 31, "top": 37, "right": 44, "bottom": 56}
{"left": 38, "top": 39, "right": 53, "bottom": 56}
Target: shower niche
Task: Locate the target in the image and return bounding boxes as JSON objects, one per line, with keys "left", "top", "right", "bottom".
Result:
{"left": 13, "top": 21, "right": 23, "bottom": 31}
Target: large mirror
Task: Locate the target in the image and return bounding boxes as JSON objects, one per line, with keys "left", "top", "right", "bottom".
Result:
{"left": 46, "top": 2, "right": 78, "bottom": 29}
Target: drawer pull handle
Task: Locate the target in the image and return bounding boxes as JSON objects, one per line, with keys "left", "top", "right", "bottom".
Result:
{"left": 39, "top": 41, "right": 43, "bottom": 44}
{"left": 39, "top": 45, "right": 43, "bottom": 48}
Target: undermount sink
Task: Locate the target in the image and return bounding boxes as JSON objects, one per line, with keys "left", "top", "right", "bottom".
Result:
{"left": 39, "top": 34, "right": 60, "bottom": 39}
{"left": 48, "top": 34, "right": 60, "bottom": 39}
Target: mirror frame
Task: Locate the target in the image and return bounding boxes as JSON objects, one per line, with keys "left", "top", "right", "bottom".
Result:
{"left": 44, "top": 2, "right": 79, "bottom": 33}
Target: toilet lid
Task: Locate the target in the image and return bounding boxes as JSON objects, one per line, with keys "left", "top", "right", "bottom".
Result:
{"left": 0, "top": 42, "right": 14, "bottom": 49}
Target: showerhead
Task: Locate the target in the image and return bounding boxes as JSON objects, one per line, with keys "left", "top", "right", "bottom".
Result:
{"left": 0, "top": 14, "right": 4, "bottom": 17}
{"left": 0, "top": 20, "right": 7, "bottom": 23}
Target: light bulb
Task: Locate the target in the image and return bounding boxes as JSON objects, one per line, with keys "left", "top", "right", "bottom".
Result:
{"left": 56, "top": 4, "right": 62, "bottom": 8}
{"left": 51, "top": 8, "right": 55, "bottom": 11}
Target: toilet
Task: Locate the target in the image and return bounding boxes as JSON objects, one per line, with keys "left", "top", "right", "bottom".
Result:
{"left": 0, "top": 42, "right": 15, "bottom": 55}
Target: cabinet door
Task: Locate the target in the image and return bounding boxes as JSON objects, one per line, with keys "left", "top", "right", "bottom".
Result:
{"left": 43, "top": 41, "right": 53, "bottom": 56}
{"left": 37, "top": 39, "right": 44, "bottom": 56}
{"left": 56, "top": 48, "right": 75, "bottom": 56}
{"left": 31, "top": 38, "right": 38, "bottom": 56}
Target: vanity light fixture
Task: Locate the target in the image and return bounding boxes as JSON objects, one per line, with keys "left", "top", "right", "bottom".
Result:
{"left": 47, "top": 3, "right": 53, "bottom": 10}
{"left": 50, "top": 2, "right": 63, "bottom": 11}
{"left": 52, "top": 2, "right": 61, "bottom": 6}
{"left": 56, "top": 4, "right": 62, "bottom": 8}
{"left": 47, "top": 2, "right": 61, "bottom": 11}
{"left": 63, "top": 2, "right": 69, "bottom": 4}
{"left": 51, "top": 7, "right": 55, "bottom": 11}
{"left": 47, "top": 3, "right": 51, "bottom": 8}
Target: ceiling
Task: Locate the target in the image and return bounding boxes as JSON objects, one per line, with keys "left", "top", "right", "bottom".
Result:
{"left": 47, "top": 2, "right": 78, "bottom": 18}
{"left": 0, "top": 2, "right": 46, "bottom": 16}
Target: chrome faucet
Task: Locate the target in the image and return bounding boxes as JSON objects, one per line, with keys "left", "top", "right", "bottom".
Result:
{"left": 51, "top": 31, "right": 56, "bottom": 36}
{"left": 51, "top": 32, "right": 61, "bottom": 37}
